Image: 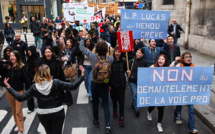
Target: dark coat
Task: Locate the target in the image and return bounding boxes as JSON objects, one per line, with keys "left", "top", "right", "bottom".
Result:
{"left": 110, "top": 53, "right": 127, "bottom": 88}
{"left": 106, "top": 31, "right": 117, "bottom": 48}
{"left": 10, "top": 40, "right": 28, "bottom": 63}
{"left": 30, "top": 21, "right": 36, "bottom": 32}
{"left": 37, "top": 58, "right": 65, "bottom": 81}
{"left": 41, "top": 30, "right": 53, "bottom": 47}
{"left": 4, "top": 27, "right": 15, "bottom": 41}
{"left": 168, "top": 23, "right": 184, "bottom": 38}
{"left": 101, "top": 23, "right": 110, "bottom": 34}
{"left": 129, "top": 58, "right": 148, "bottom": 84}
{"left": 47, "top": 26, "right": 56, "bottom": 32}
{"left": 0, "top": 30, "right": 5, "bottom": 44}
{"left": 162, "top": 44, "right": 181, "bottom": 64}
{"left": 33, "top": 24, "right": 41, "bottom": 37}
{"left": 26, "top": 45, "right": 40, "bottom": 83}
{"left": 0, "top": 65, "right": 31, "bottom": 91}
{"left": 88, "top": 29, "right": 98, "bottom": 44}
{"left": 6, "top": 77, "right": 84, "bottom": 109}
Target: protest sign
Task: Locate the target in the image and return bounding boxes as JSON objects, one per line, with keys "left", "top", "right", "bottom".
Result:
{"left": 75, "top": 7, "right": 95, "bottom": 23}
{"left": 117, "top": 31, "right": 134, "bottom": 52}
{"left": 92, "top": 8, "right": 106, "bottom": 22}
{"left": 63, "top": 1, "right": 88, "bottom": 22}
{"left": 137, "top": 67, "right": 214, "bottom": 107}
{"left": 121, "top": 9, "right": 171, "bottom": 39}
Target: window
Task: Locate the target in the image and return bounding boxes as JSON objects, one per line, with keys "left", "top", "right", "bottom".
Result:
{"left": 163, "top": 0, "right": 174, "bottom": 5}
{"left": 1, "top": 0, "right": 18, "bottom": 23}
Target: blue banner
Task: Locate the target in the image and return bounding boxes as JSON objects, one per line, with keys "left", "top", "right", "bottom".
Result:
{"left": 121, "top": 9, "right": 171, "bottom": 39}
{"left": 137, "top": 67, "right": 214, "bottom": 107}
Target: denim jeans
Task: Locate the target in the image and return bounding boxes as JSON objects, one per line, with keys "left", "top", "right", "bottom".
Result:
{"left": 91, "top": 81, "right": 110, "bottom": 127}
{"left": 174, "top": 37, "right": 178, "bottom": 46}
{"left": 35, "top": 36, "right": 41, "bottom": 48}
{"left": 129, "top": 82, "right": 139, "bottom": 110}
{"left": 83, "top": 65, "right": 92, "bottom": 97}
{"left": 174, "top": 105, "right": 196, "bottom": 130}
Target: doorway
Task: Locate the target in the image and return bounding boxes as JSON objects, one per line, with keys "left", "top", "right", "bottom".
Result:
{"left": 20, "top": 5, "right": 45, "bottom": 26}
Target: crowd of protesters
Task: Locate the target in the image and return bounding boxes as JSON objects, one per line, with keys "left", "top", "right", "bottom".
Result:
{"left": 0, "top": 14, "right": 199, "bottom": 134}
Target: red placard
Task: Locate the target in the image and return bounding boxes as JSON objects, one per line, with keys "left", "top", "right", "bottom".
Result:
{"left": 117, "top": 31, "right": 134, "bottom": 52}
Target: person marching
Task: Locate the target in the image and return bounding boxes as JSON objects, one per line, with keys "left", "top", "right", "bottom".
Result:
{"left": 170, "top": 52, "right": 198, "bottom": 134}
{"left": 4, "top": 64, "right": 85, "bottom": 134}
{"left": 79, "top": 28, "right": 113, "bottom": 134}
{"left": 0, "top": 50, "right": 31, "bottom": 134}
{"left": 127, "top": 48, "right": 148, "bottom": 117}
{"left": 147, "top": 54, "right": 169, "bottom": 133}
{"left": 109, "top": 45, "right": 127, "bottom": 127}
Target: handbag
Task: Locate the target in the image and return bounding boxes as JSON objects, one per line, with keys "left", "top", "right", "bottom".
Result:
{"left": 21, "top": 19, "right": 25, "bottom": 24}
{"left": 63, "top": 65, "right": 77, "bottom": 78}
{"left": 6, "top": 30, "right": 13, "bottom": 40}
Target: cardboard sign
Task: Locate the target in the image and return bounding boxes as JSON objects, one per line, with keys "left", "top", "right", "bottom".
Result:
{"left": 137, "top": 67, "right": 214, "bottom": 107}
{"left": 75, "top": 6, "right": 95, "bottom": 23}
{"left": 121, "top": 9, "right": 171, "bottom": 39}
{"left": 117, "top": 31, "right": 134, "bottom": 52}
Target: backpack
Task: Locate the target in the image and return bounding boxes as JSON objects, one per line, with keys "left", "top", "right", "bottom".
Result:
{"left": 93, "top": 55, "right": 111, "bottom": 84}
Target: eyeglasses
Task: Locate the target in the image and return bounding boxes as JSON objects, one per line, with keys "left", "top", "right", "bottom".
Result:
{"left": 184, "top": 56, "right": 192, "bottom": 58}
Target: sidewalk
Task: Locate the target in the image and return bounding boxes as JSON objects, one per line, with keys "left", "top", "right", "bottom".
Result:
{"left": 180, "top": 47, "right": 215, "bottom": 132}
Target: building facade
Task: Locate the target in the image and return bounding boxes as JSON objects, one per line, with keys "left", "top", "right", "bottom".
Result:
{"left": 152, "top": 0, "right": 215, "bottom": 57}
{"left": 0, "top": 0, "right": 62, "bottom": 29}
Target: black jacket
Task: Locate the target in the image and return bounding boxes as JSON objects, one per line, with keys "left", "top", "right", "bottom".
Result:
{"left": 168, "top": 23, "right": 184, "bottom": 38}
{"left": 4, "top": 27, "right": 15, "bottom": 41}
{"left": 0, "top": 46, "right": 13, "bottom": 78}
{"left": 163, "top": 44, "right": 181, "bottom": 64}
{"left": 0, "top": 65, "right": 30, "bottom": 91}
{"left": 33, "top": 24, "right": 41, "bottom": 37}
{"left": 0, "top": 30, "right": 5, "bottom": 44}
{"left": 47, "top": 26, "right": 56, "bottom": 32}
{"left": 110, "top": 54, "right": 127, "bottom": 88}
{"left": 101, "top": 23, "right": 110, "bottom": 34}
{"left": 88, "top": 29, "right": 98, "bottom": 44}
{"left": 6, "top": 77, "right": 84, "bottom": 109}
{"left": 129, "top": 58, "right": 148, "bottom": 84}
{"left": 37, "top": 58, "right": 66, "bottom": 81}
{"left": 30, "top": 21, "right": 36, "bottom": 32}
{"left": 41, "top": 30, "right": 53, "bottom": 47}
{"left": 11, "top": 40, "right": 28, "bottom": 63}
{"left": 26, "top": 45, "right": 40, "bottom": 83}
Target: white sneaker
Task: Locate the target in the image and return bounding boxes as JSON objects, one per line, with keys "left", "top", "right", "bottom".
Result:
{"left": 18, "top": 131, "right": 23, "bottom": 134}
{"left": 175, "top": 120, "right": 182, "bottom": 125}
{"left": 189, "top": 129, "right": 198, "bottom": 134}
{"left": 157, "top": 123, "right": 163, "bottom": 133}
{"left": 14, "top": 126, "right": 18, "bottom": 131}
{"left": 147, "top": 111, "right": 152, "bottom": 121}
{"left": 27, "top": 110, "right": 34, "bottom": 114}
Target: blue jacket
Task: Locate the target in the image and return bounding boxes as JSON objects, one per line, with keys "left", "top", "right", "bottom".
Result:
{"left": 143, "top": 47, "right": 164, "bottom": 66}
{"left": 4, "top": 27, "right": 15, "bottom": 41}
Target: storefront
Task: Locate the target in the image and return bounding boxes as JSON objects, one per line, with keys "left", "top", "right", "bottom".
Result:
{"left": 0, "top": 0, "right": 62, "bottom": 29}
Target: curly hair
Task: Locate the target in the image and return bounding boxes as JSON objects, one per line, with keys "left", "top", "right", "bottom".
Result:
{"left": 96, "top": 41, "right": 108, "bottom": 56}
{"left": 154, "top": 54, "right": 169, "bottom": 67}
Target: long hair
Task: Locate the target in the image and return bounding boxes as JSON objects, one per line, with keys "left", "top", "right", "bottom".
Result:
{"left": 7, "top": 50, "right": 24, "bottom": 70}
{"left": 180, "top": 52, "right": 192, "bottom": 63}
{"left": 154, "top": 54, "right": 169, "bottom": 67}
{"left": 84, "top": 38, "right": 95, "bottom": 51}
{"left": 42, "top": 46, "right": 59, "bottom": 60}
{"left": 34, "top": 64, "right": 53, "bottom": 84}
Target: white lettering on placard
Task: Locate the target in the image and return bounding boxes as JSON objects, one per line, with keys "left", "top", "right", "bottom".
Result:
{"left": 25, "top": 0, "right": 39, "bottom": 2}
{"left": 132, "top": 13, "right": 137, "bottom": 19}
{"left": 139, "top": 97, "right": 150, "bottom": 105}
{"left": 191, "top": 96, "right": 208, "bottom": 103}
{"left": 141, "top": 13, "right": 166, "bottom": 20}
{"left": 124, "top": 12, "right": 130, "bottom": 19}
{"left": 153, "top": 69, "right": 164, "bottom": 82}
{"left": 136, "top": 23, "right": 160, "bottom": 29}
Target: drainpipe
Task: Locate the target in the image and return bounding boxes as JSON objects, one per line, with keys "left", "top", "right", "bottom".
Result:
{"left": 184, "top": 0, "right": 191, "bottom": 49}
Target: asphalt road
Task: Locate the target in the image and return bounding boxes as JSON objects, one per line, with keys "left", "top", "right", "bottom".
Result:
{"left": 0, "top": 83, "right": 213, "bottom": 134}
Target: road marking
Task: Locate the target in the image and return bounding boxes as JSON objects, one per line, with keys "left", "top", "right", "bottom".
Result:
{"left": 71, "top": 127, "right": 87, "bottom": 134}
{"left": 1, "top": 108, "right": 28, "bottom": 134}
{"left": 23, "top": 109, "right": 36, "bottom": 134}
{"left": 37, "top": 105, "right": 68, "bottom": 134}
{"left": 0, "top": 110, "right": 7, "bottom": 122}
{"left": 77, "top": 82, "right": 89, "bottom": 104}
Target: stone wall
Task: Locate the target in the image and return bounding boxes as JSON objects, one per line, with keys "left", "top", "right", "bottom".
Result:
{"left": 152, "top": 0, "right": 215, "bottom": 57}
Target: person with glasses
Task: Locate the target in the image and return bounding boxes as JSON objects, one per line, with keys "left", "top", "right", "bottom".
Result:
{"left": 169, "top": 52, "right": 198, "bottom": 134}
